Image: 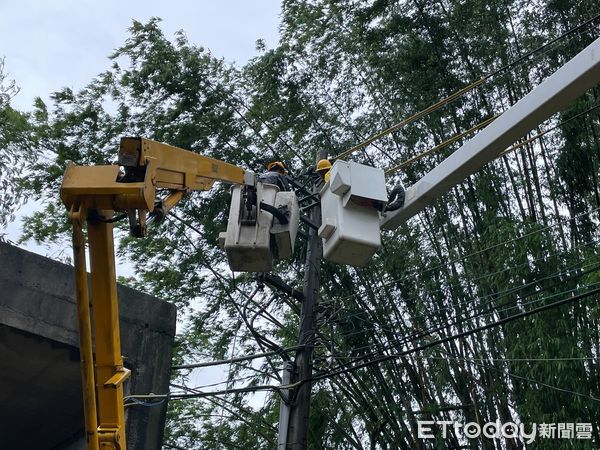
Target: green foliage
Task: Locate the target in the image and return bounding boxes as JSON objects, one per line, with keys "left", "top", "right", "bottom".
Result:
{"left": 0, "top": 105, "right": 33, "bottom": 227}
{"left": 0, "top": 59, "right": 35, "bottom": 228}
{"left": 3, "top": 1, "right": 600, "bottom": 448}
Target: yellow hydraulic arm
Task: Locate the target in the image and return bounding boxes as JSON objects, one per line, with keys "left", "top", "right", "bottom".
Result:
{"left": 60, "top": 137, "right": 249, "bottom": 449}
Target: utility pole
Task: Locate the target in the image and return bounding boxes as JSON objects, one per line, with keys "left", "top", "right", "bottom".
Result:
{"left": 282, "top": 151, "right": 325, "bottom": 449}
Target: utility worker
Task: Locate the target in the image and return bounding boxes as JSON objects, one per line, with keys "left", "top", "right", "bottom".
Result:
{"left": 316, "top": 159, "right": 332, "bottom": 183}
{"left": 258, "top": 161, "right": 290, "bottom": 191}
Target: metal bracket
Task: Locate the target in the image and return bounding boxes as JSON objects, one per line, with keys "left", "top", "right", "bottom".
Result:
{"left": 257, "top": 273, "right": 305, "bottom": 302}
{"left": 240, "top": 184, "right": 258, "bottom": 225}
{"left": 300, "top": 215, "right": 320, "bottom": 231}
{"left": 104, "top": 367, "right": 132, "bottom": 389}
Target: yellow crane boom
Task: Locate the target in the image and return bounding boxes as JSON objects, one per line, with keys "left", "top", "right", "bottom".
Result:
{"left": 61, "top": 137, "right": 249, "bottom": 449}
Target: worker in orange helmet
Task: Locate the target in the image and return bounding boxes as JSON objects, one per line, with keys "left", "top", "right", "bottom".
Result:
{"left": 267, "top": 161, "right": 287, "bottom": 173}
{"left": 316, "top": 159, "right": 332, "bottom": 183}
{"left": 258, "top": 161, "right": 290, "bottom": 191}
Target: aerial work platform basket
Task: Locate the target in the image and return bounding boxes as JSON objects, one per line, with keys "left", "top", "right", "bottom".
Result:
{"left": 222, "top": 182, "right": 299, "bottom": 272}
{"left": 319, "top": 161, "right": 387, "bottom": 267}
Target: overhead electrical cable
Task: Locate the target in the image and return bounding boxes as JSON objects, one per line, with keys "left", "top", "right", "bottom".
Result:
{"left": 385, "top": 114, "right": 499, "bottom": 175}
{"left": 321, "top": 281, "right": 600, "bottom": 372}
{"left": 327, "top": 281, "right": 600, "bottom": 369}
{"left": 384, "top": 99, "right": 600, "bottom": 176}
{"left": 129, "top": 285, "right": 600, "bottom": 401}
{"left": 169, "top": 382, "right": 279, "bottom": 435}
{"left": 308, "top": 285, "right": 600, "bottom": 384}
{"left": 420, "top": 355, "right": 600, "bottom": 362}
{"left": 335, "top": 12, "right": 600, "bottom": 160}
{"left": 318, "top": 205, "right": 600, "bottom": 309}
{"left": 335, "top": 78, "right": 487, "bottom": 160}
{"left": 329, "top": 276, "right": 600, "bottom": 358}
{"left": 333, "top": 249, "right": 600, "bottom": 331}
{"left": 175, "top": 370, "right": 282, "bottom": 392}
{"left": 203, "top": 77, "right": 309, "bottom": 166}
{"left": 455, "top": 353, "right": 600, "bottom": 403}
{"left": 500, "top": 102, "right": 600, "bottom": 156}
{"left": 166, "top": 213, "right": 291, "bottom": 374}
{"left": 327, "top": 253, "right": 600, "bottom": 334}
{"left": 173, "top": 347, "right": 300, "bottom": 370}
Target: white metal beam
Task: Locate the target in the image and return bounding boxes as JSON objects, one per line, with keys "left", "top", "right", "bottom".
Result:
{"left": 381, "top": 36, "right": 600, "bottom": 230}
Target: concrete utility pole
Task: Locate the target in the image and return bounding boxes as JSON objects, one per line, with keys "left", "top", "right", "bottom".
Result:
{"left": 283, "top": 151, "right": 325, "bottom": 449}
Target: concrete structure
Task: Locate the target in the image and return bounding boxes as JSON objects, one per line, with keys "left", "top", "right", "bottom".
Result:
{"left": 0, "top": 242, "right": 177, "bottom": 449}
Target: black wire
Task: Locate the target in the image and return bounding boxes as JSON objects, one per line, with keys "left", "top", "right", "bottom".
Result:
{"left": 483, "top": 12, "right": 600, "bottom": 81}
{"left": 329, "top": 256, "right": 600, "bottom": 342}
{"left": 328, "top": 265, "right": 600, "bottom": 360}
{"left": 319, "top": 206, "right": 600, "bottom": 308}
{"left": 328, "top": 236, "right": 599, "bottom": 325}
{"left": 440, "top": 349, "right": 600, "bottom": 403}
{"left": 309, "top": 285, "right": 600, "bottom": 384}
{"left": 158, "top": 285, "right": 600, "bottom": 400}
{"left": 207, "top": 79, "right": 310, "bottom": 166}
{"left": 172, "top": 346, "right": 301, "bottom": 370}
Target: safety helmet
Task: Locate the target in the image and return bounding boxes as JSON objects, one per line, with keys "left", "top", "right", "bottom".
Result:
{"left": 267, "top": 161, "right": 287, "bottom": 173}
{"left": 316, "top": 159, "right": 332, "bottom": 172}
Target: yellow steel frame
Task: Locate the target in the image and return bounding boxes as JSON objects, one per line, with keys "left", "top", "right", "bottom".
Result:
{"left": 61, "top": 137, "right": 247, "bottom": 450}
{"left": 70, "top": 205, "right": 130, "bottom": 448}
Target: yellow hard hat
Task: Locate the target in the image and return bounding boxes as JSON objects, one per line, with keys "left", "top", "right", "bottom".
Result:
{"left": 316, "top": 159, "right": 332, "bottom": 172}
{"left": 267, "top": 161, "right": 287, "bottom": 173}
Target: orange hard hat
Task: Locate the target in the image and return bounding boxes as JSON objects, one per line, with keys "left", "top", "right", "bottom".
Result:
{"left": 267, "top": 161, "right": 287, "bottom": 173}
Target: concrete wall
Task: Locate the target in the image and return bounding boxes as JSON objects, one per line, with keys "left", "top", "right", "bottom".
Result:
{"left": 0, "top": 242, "right": 177, "bottom": 449}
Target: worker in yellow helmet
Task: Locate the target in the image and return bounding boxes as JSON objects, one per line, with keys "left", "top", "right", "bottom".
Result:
{"left": 316, "top": 159, "right": 332, "bottom": 183}
{"left": 259, "top": 161, "right": 289, "bottom": 191}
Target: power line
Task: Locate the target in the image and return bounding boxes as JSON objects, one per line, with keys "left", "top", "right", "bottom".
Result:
{"left": 172, "top": 347, "right": 300, "bottom": 370}
{"left": 335, "top": 77, "right": 487, "bottom": 160}
{"left": 419, "top": 356, "right": 599, "bottom": 362}
{"left": 384, "top": 99, "right": 600, "bottom": 177}
{"left": 334, "top": 12, "right": 600, "bottom": 160}
{"left": 166, "top": 213, "right": 293, "bottom": 376}
{"left": 174, "top": 370, "right": 281, "bottom": 392}
{"left": 169, "top": 199, "right": 592, "bottom": 398}
{"left": 202, "top": 78, "right": 309, "bottom": 166}
{"left": 318, "top": 205, "right": 600, "bottom": 309}
{"left": 327, "top": 253, "right": 600, "bottom": 338}
{"left": 331, "top": 271, "right": 599, "bottom": 345}
{"left": 322, "top": 282, "right": 600, "bottom": 375}
{"left": 127, "top": 286, "right": 600, "bottom": 403}
{"left": 384, "top": 114, "right": 498, "bottom": 176}
{"left": 158, "top": 284, "right": 600, "bottom": 400}
{"left": 378, "top": 206, "right": 600, "bottom": 290}
{"left": 332, "top": 235, "right": 599, "bottom": 314}
{"left": 169, "top": 283, "right": 600, "bottom": 400}
{"left": 169, "top": 381, "right": 300, "bottom": 400}
{"left": 457, "top": 353, "right": 600, "bottom": 403}
{"left": 170, "top": 382, "right": 279, "bottom": 433}
{"left": 310, "top": 285, "right": 600, "bottom": 383}
{"left": 328, "top": 276, "right": 600, "bottom": 360}
{"left": 500, "top": 102, "right": 600, "bottom": 156}
{"left": 327, "top": 350, "right": 600, "bottom": 403}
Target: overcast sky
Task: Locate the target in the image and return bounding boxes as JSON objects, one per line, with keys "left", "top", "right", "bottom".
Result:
{"left": 1, "top": 0, "right": 282, "bottom": 111}
{"left": 1, "top": 0, "right": 282, "bottom": 252}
